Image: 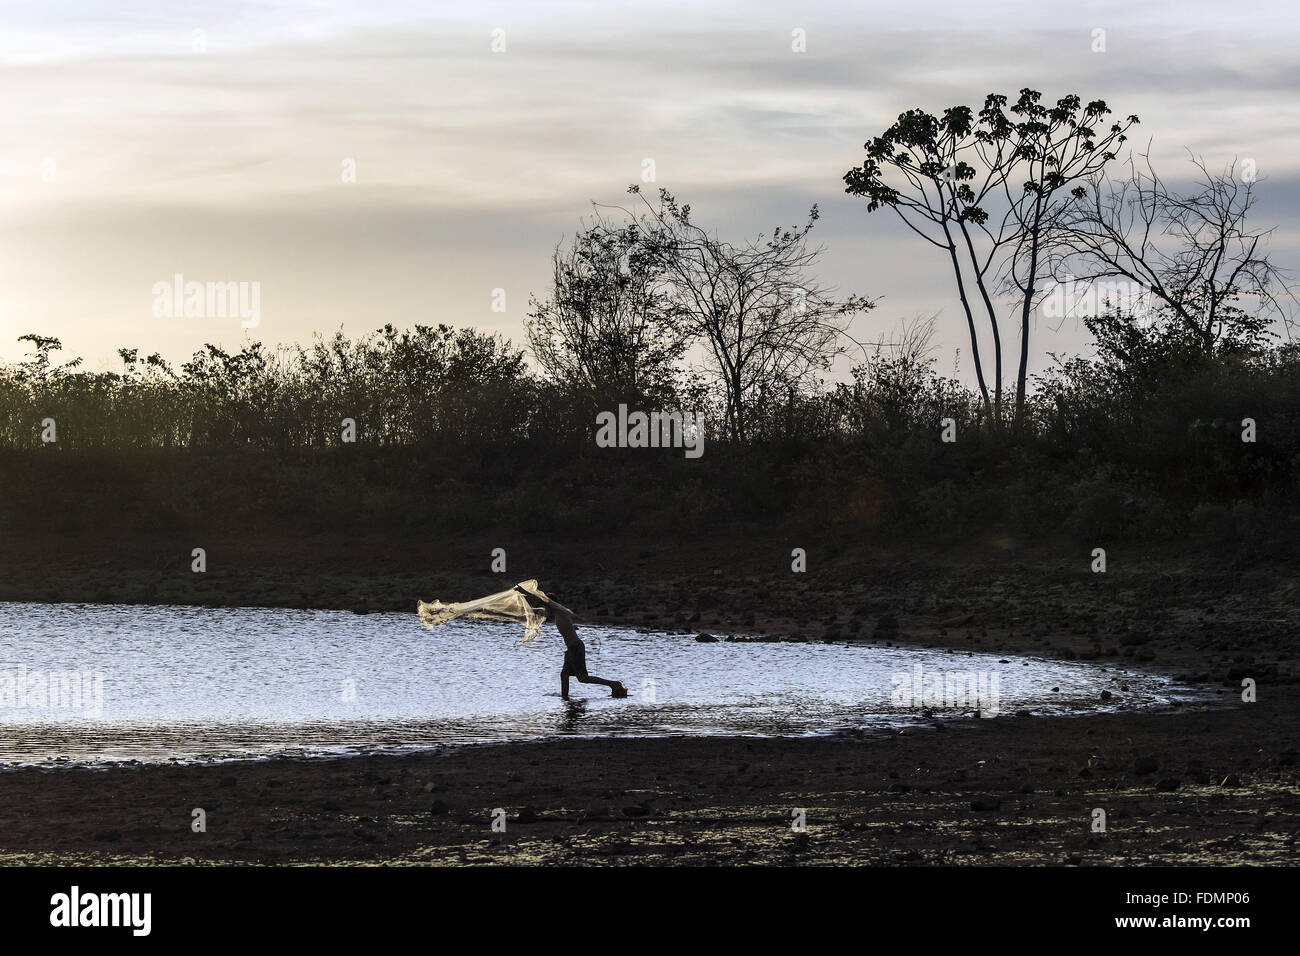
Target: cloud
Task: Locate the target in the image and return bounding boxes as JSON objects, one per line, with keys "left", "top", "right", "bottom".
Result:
{"left": 1, "top": 0, "right": 1297, "bottom": 379}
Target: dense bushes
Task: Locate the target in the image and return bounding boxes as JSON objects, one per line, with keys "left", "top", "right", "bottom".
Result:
{"left": 1, "top": 323, "right": 1298, "bottom": 549}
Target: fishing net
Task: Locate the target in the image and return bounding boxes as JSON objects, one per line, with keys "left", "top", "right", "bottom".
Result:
{"left": 417, "top": 579, "right": 551, "bottom": 644}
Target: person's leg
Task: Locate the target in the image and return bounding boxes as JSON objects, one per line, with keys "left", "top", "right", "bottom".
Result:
{"left": 561, "top": 669, "right": 571, "bottom": 699}
{"left": 577, "top": 675, "right": 628, "bottom": 697}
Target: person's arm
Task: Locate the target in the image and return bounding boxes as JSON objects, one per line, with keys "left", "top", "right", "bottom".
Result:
{"left": 514, "top": 585, "right": 573, "bottom": 619}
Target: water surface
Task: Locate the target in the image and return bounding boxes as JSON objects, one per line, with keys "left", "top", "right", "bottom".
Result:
{"left": 0, "top": 602, "right": 1198, "bottom": 766}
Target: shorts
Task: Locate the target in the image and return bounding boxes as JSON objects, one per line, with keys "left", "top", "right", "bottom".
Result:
{"left": 562, "top": 642, "right": 589, "bottom": 678}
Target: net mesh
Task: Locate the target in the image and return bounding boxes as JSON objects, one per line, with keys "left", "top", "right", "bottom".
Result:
{"left": 417, "top": 579, "right": 551, "bottom": 644}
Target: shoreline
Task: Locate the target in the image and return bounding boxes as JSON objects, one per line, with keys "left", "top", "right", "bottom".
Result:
{"left": 0, "top": 696, "right": 1295, "bottom": 866}
{"left": 0, "top": 683, "right": 1227, "bottom": 774}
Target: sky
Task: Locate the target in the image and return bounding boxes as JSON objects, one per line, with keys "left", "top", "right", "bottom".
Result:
{"left": 2, "top": 0, "right": 1298, "bottom": 385}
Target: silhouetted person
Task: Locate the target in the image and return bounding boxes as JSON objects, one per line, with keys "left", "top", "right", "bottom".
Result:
{"left": 515, "top": 586, "right": 626, "bottom": 700}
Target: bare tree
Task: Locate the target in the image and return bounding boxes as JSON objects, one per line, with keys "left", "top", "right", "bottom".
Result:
{"left": 608, "top": 186, "right": 873, "bottom": 442}
{"left": 1046, "top": 152, "right": 1296, "bottom": 354}
{"left": 883, "top": 311, "right": 941, "bottom": 364}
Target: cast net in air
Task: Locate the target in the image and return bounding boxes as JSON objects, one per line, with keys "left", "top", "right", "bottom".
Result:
{"left": 417, "top": 579, "right": 551, "bottom": 644}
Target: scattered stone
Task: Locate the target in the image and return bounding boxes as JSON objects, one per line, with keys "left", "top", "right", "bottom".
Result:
{"left": 970, "top": 796, "right": 1002, "bottom": 811}
{"left": 695, "top": 633, "right": 717, "bottom": 642}
{"left": 516, "top": 806, "right": 540, "bottom": 823}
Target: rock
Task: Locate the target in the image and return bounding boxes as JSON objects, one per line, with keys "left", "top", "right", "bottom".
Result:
{"left": 1099, "top": 690, "right": 1113, "bottom": 702}
{"left": 695, "top": 633, "right": 718, "bottom": 642}
{"left": 1155, "top": 778, "right": 1181, "bottom": 792}
{"left": 516, "top": 806, "right": 540, "bottom": 823}
{"left": 621, "top": 804, "right": 651, "bottom": 818}
{"left": 93, "top": 830, "right": 122, "bottom": 842}
{"left": 429, "top": 799, "right": 449, "bottom": 815}
{"left": 970, "top": 797, "right": 1002, "bottom": 811}
{"left": 1133, "top": 756, "right": 1160, "bottom": 775}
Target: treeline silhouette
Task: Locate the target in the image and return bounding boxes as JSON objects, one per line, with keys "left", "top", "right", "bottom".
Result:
{"left": 5, "top": 87, "right": 1298, "bottom": 549}
{"left": 2, "top": 320, "right": 1297, "bottom": 549}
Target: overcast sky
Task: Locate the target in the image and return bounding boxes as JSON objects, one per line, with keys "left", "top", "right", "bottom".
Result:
{"left": 2, "top": 0, "right": 1297, "bottom": 385}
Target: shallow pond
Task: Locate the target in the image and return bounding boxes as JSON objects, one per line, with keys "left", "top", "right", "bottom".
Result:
{"left": 0, "top": 602, "right": 1199, "bottom": 765}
